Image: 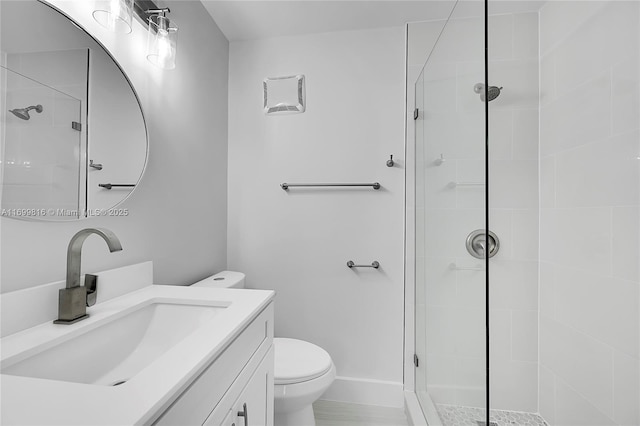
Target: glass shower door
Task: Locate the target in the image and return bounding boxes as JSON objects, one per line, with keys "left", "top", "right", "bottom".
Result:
{"left": 414, "top": 2, "right": 489, "bottom": 423}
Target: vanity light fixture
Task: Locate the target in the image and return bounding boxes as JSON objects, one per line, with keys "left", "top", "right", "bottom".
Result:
{"left": 93, "top": 0, "right": 134, "bottom": 34}
{"left": 145, "top": 8, "right": 178, "bottom": 70}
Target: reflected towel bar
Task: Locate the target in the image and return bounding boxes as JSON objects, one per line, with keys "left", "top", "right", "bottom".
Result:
{"left": 449, "top": 263, "right": 484, "bottom": 271}
{"left": 347, "top": 260, "right": 380, "bottom": 269}
{"left": 447, "top": 182, "right": 484, "bottom": 189}
{"left": 281, "top": 182, "right": 380, "bottom": 190}
{"left": 99, "top": 183, "right": 135, "bottom": 190}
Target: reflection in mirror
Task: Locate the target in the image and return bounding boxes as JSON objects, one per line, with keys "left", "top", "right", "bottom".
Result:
{"left": 0, "top": 0, "right": 148, "bottom": 221}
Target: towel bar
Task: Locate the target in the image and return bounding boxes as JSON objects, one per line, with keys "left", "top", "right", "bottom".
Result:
{"left": 281, "top": 182, "right": 380, "bottom": 190}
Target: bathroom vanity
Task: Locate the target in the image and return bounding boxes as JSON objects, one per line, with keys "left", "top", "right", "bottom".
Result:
{"left": 1, "top": 274, "right": 275, "bottom": 425}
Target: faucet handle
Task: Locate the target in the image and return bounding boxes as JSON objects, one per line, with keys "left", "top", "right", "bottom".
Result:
{"left": 85, "top": 274, "right": 98, "bottom": 307}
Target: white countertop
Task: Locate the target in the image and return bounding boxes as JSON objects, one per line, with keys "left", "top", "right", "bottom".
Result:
{"left": 1, "top": 285, "right": 275, "bottom": 425}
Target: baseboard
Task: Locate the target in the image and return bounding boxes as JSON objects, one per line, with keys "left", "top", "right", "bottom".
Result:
{"left": 320, "top": 376, "right": 404, "bottom": 408}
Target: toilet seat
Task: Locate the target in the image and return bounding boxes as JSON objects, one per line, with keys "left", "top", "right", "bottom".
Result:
{"left": 274, "top": 338, "right": 332, "bottom": 385}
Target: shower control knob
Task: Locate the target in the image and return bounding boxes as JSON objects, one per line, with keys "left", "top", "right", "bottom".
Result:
{"left": 466, "top": 229, "right": 500, "bottom": 259}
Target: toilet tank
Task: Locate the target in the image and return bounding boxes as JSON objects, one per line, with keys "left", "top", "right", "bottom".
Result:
{"left": 190, "top": 271, "right": 245, "bottom": 289}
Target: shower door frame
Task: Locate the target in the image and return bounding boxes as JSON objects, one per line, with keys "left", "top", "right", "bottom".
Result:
{"left": 482, "top": 0, "right": 490, "bottom": 423}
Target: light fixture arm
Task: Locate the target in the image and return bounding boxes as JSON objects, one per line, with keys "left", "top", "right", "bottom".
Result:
{"left": 145, "top": 8, "right": 171, "bottom": 31}
{"left": 142, "top": 3, "right": 178, "bottom": 69}
{"left": 145, "top": 8, "right": 170, "bottom": 17}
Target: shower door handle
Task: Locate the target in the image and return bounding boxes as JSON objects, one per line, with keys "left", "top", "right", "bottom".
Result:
{"left": 237, "top": 403, "right": 248, "bottom": 426}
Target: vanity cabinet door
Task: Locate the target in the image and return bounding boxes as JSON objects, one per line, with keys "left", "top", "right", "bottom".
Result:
{"left": 205, "top": 347, "right": 274, "bottom": 426}
{"left": 154, "top": 304, "right": 273, "bottom": 426}
{"left": 232, "top": 348, "right": 274, "bottom": 426}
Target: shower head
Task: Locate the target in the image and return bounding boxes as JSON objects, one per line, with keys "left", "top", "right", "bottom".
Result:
{"left": 473, "top": 83, "right": 502, "bottom": 102}
{"left": 8, "top": 104, "right": 43, "bottom": 120}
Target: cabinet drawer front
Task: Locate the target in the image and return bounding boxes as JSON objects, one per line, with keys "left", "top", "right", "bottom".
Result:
{"left": 155, "top": 303, "right": 274, "bottom": 425}
{"left": 204, "top": 347, "right": 274, "bottom": 426}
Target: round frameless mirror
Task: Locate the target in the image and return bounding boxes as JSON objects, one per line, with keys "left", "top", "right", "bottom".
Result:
{"left": 0, "top": 0, "right": 148, "bottom": 221}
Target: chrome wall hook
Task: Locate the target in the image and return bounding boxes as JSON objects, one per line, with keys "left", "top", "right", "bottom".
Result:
{"left": 386, "top": 155, "right": 394, "bottom": 167}
{"left": 434, "top": 154, "right": 445, "bottom": 166}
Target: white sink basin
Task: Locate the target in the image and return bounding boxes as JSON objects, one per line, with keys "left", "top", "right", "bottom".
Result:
{"left": 2, "top": 302, "right": 224, "bottom": 386}
{"left": 1, "top": 284, "right": 274, "bottom": 425}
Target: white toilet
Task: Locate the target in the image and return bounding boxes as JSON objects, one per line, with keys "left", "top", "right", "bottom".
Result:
{"left": 192, "top": 271, "right": 336, "bottom": 426}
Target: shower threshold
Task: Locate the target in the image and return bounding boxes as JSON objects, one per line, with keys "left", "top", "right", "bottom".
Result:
{"left": 436, "top": 404, "right": 548, "bottom": 426}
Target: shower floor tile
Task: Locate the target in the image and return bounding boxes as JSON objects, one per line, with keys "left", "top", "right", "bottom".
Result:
{"left": 436, "top": 404, "right": 548, "bottom": 426}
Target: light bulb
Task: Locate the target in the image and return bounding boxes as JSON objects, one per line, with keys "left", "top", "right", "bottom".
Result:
{"left": 108, "top": 0, "right": 121, "bottom": 29}
{"left": 147, "top": 15, "right": 177, "bottom": 69}
{"left": 157, "top": 31, "right": 172, "bottom": 64}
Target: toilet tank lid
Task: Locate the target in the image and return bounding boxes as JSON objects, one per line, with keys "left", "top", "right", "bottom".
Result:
{"left": 191, "top": 271, "right": 245, "bottom": 288}
{"left": 274, "top": 338, "right": 333, "bottom": 385}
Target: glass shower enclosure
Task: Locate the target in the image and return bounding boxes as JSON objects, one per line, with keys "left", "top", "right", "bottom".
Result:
{"left": 1, "top": 65, "right": 83, "bottom": 218}
{"left": 411, "top": 0, "right": 639, "bottom": 425}
{"left": 413, "top": 0, "right": 490, "bottom": 422}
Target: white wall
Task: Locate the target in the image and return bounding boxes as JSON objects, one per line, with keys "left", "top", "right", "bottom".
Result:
{"left": 538, "top": 2, "right": 640, "bottom": 425}
{"left": 1, "top": 0, "right": 229, "bottom": 292}
{"left": 227, "top": 27, "right": 406, "bottom": 406}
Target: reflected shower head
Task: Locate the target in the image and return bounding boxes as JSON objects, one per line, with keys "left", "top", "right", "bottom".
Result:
{"left": 473, "top": 83, "right": 502, "bottom": 102}
{"left": 8, "top": 104, "right": 43, "bottom": 120}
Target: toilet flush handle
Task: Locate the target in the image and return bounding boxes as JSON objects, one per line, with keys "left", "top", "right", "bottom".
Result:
{"left": 237, "top": 402, "right": 248, "bottom": 426}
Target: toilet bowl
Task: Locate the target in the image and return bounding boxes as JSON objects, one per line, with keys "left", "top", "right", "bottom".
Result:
{"left": 191, "top": 272, "right": 336, "bottom": 426}
{"left": 273, "top": 338, "right": 336, "bottom": 426}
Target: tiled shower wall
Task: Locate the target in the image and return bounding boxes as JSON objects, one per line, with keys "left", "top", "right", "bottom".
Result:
{"left": 486, "top": 10, "right": 540, "bottom": 413}
{"left": 538, "top": 2, "right": 640, "bottom": 425}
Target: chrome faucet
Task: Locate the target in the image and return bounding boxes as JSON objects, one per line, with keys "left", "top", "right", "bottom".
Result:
{"left": 54, "top": 228, "right": 122, "bottom": 324}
